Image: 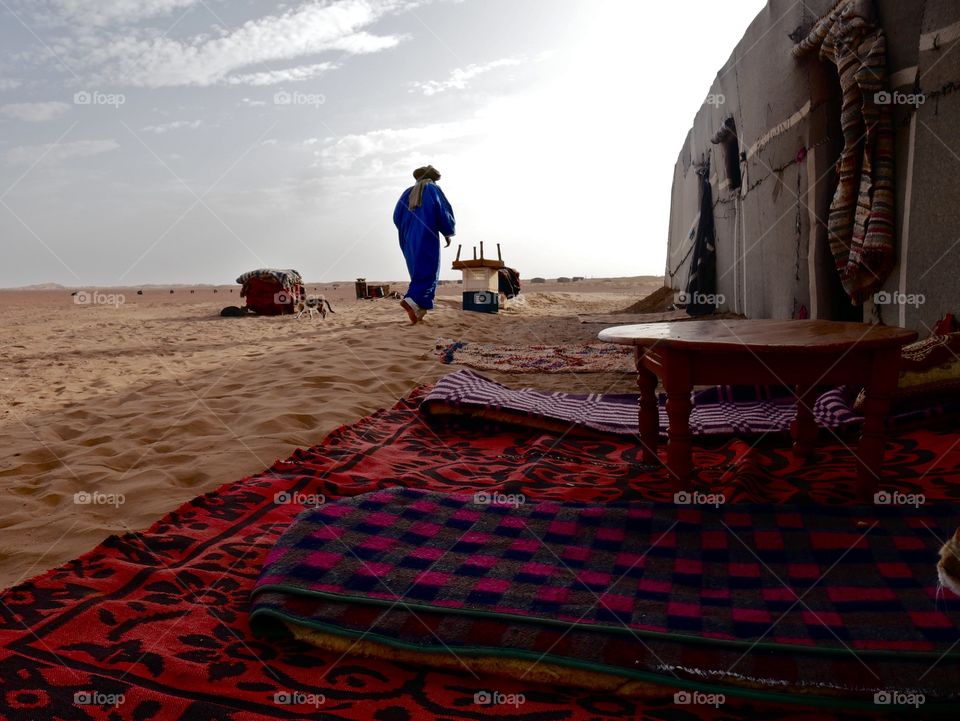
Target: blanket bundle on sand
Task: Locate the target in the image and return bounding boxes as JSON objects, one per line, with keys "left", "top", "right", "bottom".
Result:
{"left": 793, "top": 0, "right": 895, "bottom": 304}
{"left": 251, "top": 488, "right": 959, "bottom": 709}
{"left": 421, "top": 369, "right": 960, "bottom": 438}
{"left": 3, "top": 387, "right": 960, "bottom": 719}
{"left": 437, "top": 338, "right": 634, "bottom": 373}
{"left": 235, "top": 268, "right": 303, "bottom": 290}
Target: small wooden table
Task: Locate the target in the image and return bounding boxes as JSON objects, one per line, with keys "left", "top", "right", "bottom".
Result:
{"left": 598, "top": 320, "right": 917, "bottom": 497}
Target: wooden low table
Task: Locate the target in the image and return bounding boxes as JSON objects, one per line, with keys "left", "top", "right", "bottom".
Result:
{"left": 598, "top": 320, "right": 917, "bottom": 497}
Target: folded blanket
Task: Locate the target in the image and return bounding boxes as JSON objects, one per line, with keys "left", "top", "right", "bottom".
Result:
{"left": 421, "top": 369, "right": 862, "bottom": 437}
{"left": 421, "top": 370, "right": 960, "bottom": 439}
{"left": 251, "top": 488, "right": 960, "bottom": 709}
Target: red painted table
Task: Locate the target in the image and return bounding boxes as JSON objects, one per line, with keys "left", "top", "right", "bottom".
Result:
{"left": 598, "top": 319, "right": 917, "bottom": 497}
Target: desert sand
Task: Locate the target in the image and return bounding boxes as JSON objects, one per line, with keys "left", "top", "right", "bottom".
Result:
{"left": 0, "top": 277, "right": 663, "bottom": 590}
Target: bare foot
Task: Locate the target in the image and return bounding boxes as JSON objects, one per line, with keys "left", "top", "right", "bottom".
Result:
{"left": 400, "top": 298, "right": 419, "bottom": 325}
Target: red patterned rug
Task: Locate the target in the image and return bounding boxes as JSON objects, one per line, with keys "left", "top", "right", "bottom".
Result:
{"left": 2, "top": 386, "right": 959, "bottom": 720}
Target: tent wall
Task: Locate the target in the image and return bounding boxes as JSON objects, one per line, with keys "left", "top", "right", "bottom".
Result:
{"left": 664, "top": 0, "right": 960, "bottom": 330}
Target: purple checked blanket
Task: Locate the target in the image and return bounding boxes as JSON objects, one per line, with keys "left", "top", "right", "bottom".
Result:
{"left": 251, "top": 488, "right": 960, "bottom": 708}
{"left": 420, "top": 369, "right": 862, "bottom": 437}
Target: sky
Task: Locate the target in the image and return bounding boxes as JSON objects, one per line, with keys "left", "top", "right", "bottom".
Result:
{"left": 0, "top": 0, "right": 768, "bottom": 287}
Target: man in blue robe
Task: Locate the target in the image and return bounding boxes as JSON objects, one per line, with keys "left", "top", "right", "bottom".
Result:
{"left": 393, "top": 165, "right": 456, "bottom": 324}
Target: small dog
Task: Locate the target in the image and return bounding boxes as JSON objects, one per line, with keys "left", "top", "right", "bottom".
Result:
{"left": 296, "top": 295, "right": 335, "bottom": 320}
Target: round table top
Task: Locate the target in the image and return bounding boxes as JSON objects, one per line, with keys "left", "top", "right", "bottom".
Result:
{"left": 598, "top": 319, "right": 918, "bottom": 353}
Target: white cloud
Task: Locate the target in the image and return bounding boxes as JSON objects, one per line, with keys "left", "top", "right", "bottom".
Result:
{"left": 410, "top": 54, "right": 544, "bottom": 95}
{"left": 0, "top": 79, "right": 24, "bottom": 91}
{"left": 33, "top": 0, "right": 200, "bottom": 26}
{"left": 140, "top": 119, "right": 201, "bottom": 133}
{"left": 225, "top": 61, "right": 338, "bottom": 87}
{"left": 6, "top": 139, "right": 119, "bottom": 165}
{"left": 318, "top": 118, "right": 484, "bottom": 170}
{"left": 0, "top": 101, "right": 72, "bottom": 122}
{"left": 324, "top": 30, "right": 403, "bottom": 55}
{"left": 69, "top": 0, "right": 415, "bottom": 87}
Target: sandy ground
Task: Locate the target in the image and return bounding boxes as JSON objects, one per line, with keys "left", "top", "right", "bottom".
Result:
{"left": 0, "top": 276, "right": 663, "bottom": 590}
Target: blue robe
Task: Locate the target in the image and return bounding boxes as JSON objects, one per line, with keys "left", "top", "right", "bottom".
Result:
{"left": 393, "top": 183, "right": 456, "bottom": 310}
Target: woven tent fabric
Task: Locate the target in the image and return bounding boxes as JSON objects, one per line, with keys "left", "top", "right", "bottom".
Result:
{"left": 421, "top": 369, "right": 955, "bottom": 438}
{"left": 251, "top": 488, "right": 960, "bottom": 708}
{"left": 4, "top": 387, "right": 960, "bottom": 719}
{"left": 436, "top": 338, "right": 634, "bottom": 373}
{"left": 793, "top": 0, "right": 895, "bottom": 304}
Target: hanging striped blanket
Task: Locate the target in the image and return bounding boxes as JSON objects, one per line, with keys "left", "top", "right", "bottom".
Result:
{"left": 793, "top": 0, "right": 896, "bottom": 305}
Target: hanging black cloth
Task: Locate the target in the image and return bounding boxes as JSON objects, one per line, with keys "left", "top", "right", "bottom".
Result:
{"left": 497, "top": 267, "right": 521, "bottom": 299}
{"left": 685, "top": 160, "right": 717, "bottom": 317}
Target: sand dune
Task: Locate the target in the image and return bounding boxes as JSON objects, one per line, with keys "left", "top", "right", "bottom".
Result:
{"left": 0, "top": 277, "right": 662, "bottom": 589}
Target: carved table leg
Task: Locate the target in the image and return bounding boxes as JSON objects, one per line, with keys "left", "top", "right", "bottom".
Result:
{"left": 663, "top": 351, "right": 693, "bottom": 492}
{"left": 635, "top": 347, "right": 660, "bottom": 465}
{"left": 856, "top": 347, "right": 900, "bottom": 500}
{"left": 791, "top": 384, "right": 819, "bottom": 459}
